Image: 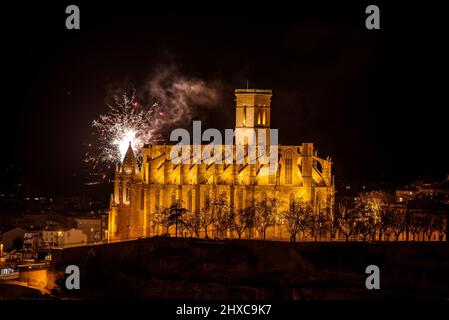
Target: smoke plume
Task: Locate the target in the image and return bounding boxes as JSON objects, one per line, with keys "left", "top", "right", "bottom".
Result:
{"left": 146, "top": 64, "right": 222, "bottom": 130}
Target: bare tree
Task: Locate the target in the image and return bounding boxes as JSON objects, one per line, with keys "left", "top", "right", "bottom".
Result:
{"left": 282, "top": 209, "right": 300, "bottom": 243}
{"left": 232, "top": 208, "right": 251, "bottom": 239}
{"left": 182, "top": 210, "right": 200, "bottom": 238}
{"left": 211, "top": 194, "right": 230, "bottom": 238}
{"left": 354, "top": 214, "right": 370, "bottom": 241}
{"left": 254, "top": 197, "right": 278, "bottom": 240}
{"left": 283, "top": 199, "right": 311, "bottom": 242}
{"left": 199, "top": 205, "right": 213, "bottom": 238}
{"left": 217, "top": 205, "right": 232, "bottom": 239}
{"left": 325, "top": 206, "right": 336, "bottom": 241}
{"left": 435, "top": 214, "right": 447, "bottom": 241}
{"left": 243, "top": 206, "right": 256, "bottom": 239}
{"left": 152, "top": 208, "right": 172, "bottom": 235}
{"left": 336, "top": 201, "right": 356, "bottom": 241}
{"left": 355, "top": 191, "right": 385, "bottom": 241}
{"left": 423, "top": 214, "right": 438, "bottom": 241}
{"left": 379, "top": 207, "right": 395, "bottom": 241}
{"left": 155, "top": 203, "right": 188, "bottom": 237}
{"left": 392, "top": 207, "right": 407, "bottom": 241}
{"left": 409, "top": 214, "right": 424, "bottom": 241}
{"left": 298, "top": 207, "right": 313, "bottom": 241}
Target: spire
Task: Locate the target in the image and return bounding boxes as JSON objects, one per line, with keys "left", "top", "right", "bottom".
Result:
{"left": 122, "top": 141, "right": 137, "bottom": 173}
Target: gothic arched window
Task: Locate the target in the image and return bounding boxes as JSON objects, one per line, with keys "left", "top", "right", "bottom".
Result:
{"left": 140, "top": 188, "right": 145, "bottom": 210}
{"left": 188, "top": 190, "right": 193, "bottom": 211}
{"left": 243, "top": 106, "right": 246, "bottom": 126}
{"left": 118, "top": 181, "right": 123, "bottom": 203}
{"left": 155, "top": 189, "right": 160, "bottom": 212}
{"left": 289, "top": 193, "right": 295, "bottom": 212}
{"left": 171, "top": 189, "right": 177, "bottom": 205}
{"left": 269, "top": 172, "right": 276, "bottom": 184}
{"left": 285, "top": 151, "right": 293, "bottom": 184}
{"left": 238, "top": 190, "right": 243, "bottom": 210}
{"left": 125, "top": 182, "right": 131, "bottom": 203}
{"left": 205, "top": 190, "right": 210, "bottom": 209}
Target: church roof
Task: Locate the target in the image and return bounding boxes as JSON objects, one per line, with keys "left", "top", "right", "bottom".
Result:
{"left": 122, "top": 142, "right": 137, "bottom": 172}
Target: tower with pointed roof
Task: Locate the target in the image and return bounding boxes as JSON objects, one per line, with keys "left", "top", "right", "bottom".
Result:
{"left": 122, "top": 142, "right": 138, "bottom": 174}
{"left": 109, "top": 142, "right": 146, "bottom": 240}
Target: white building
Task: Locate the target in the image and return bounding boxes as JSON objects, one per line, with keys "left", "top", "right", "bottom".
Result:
{"left": 42, "top": 227, "right": 87, "bottom": 248}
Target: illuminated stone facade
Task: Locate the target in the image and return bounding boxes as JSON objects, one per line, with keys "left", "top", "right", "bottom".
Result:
{"left": 108, "top": 89, "right": 335, "bottom": 241}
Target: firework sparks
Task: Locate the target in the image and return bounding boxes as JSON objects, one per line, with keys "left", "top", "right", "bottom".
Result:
{"left": 86, "top": 91, "right": 162, "bottom": 169}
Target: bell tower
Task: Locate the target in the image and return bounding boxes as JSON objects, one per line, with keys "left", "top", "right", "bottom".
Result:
{"left": 234, "top": 89, "right": 272, "bottom": 146}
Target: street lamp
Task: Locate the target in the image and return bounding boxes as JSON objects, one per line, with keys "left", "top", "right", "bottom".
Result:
{"left": 57, "top": 231, "right": 63, "bottom": 248}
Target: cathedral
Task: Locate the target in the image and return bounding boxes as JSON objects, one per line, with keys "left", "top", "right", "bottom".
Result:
{"left": 108, "top": 89, "right": 335, "bottom": 241}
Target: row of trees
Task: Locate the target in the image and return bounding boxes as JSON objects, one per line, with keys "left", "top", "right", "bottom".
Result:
{"left": 151, "top": 191, "right": 448, "bottom": 242}
{"left": 335, "top": 192, "right": 448, "bottom": 242}
{"left": 152, "top": 195, "right": 281, "bottom": 240}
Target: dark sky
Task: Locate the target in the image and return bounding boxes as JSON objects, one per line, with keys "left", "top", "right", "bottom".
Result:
{"left": 2, "top": 1, "right": 447, "bottom": 196}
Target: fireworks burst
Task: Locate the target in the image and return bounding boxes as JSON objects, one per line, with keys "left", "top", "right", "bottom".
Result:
{"left": 86, "top": 90, "right": 162, "bottom": 170}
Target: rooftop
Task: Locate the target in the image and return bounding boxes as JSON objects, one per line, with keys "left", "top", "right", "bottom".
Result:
{"left": 235, "top": 89, "right": 272, "bottom": 94}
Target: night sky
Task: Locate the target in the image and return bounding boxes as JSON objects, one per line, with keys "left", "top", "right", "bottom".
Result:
{"left": 2, "top": 1, "right": 446, "bottom": 196}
